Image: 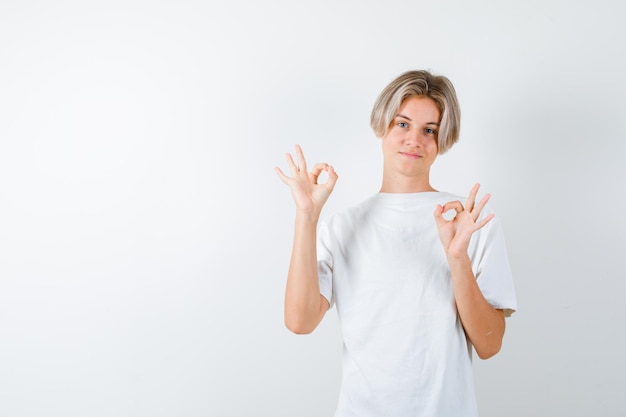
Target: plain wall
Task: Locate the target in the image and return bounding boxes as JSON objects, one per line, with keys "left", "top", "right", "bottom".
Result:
{"left": 1, "top": 0, "right": 624, "bottom": 416}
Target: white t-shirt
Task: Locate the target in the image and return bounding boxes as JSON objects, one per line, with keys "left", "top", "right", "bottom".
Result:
{"left": 317, "top": 192, "right": 517, "bottom": 417}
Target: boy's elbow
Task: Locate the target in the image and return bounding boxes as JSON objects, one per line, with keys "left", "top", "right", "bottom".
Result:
{"left": 285, "top": 317, "right": 316, "bottom": 335}
{"left": 476, "top": 340, "right": 502, "bottom": 360}
{"left": 477, "top": 349, "right": 499, "bottom": 360}
{"left": 284, "top": 298, "right": 327, "bottom": 334}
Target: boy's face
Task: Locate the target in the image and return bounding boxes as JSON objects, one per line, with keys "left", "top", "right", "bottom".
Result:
{"left": 381, "top": 95, "right": 440, "bottom": 180}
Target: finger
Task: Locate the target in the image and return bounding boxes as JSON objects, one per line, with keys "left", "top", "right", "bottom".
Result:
{"left": 285, "top": 152, "right": 298, "bottom": 175}
{"left": 472, "top": 193, "right": 491, "bottom": 221}
{"left": 441, "top": 200, "right": 464, "bottom": 214}
{"left": 474, "top": 212, "right": 495, "bottom": 231}
{"left": 310, "top": 163, "right": 329, "bottom": 183}
{"left": 274, "top": 166, "right": 291, "bottom": 184}
{"left": 465, "top": 183, "right": 480, "bottom": 212}
{"left": 295, "top": 144, "right": 308, "bottom": 173}
{"left": 323, "top": 165, "right": 339, "bottom": 193}
{"left": 433, "top": 204, "right": 447, "bottom": 226}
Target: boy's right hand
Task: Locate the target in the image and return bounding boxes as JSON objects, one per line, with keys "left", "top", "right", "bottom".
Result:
{"left": 275, "top": 144, "right": 338, "bottom": 218}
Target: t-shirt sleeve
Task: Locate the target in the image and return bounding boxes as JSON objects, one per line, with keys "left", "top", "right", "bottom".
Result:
{"left": 469, "top": 212, "right": 518, "bottom": 317}
{"left": 317, "top": 219, "right": 334, "bottom": 309}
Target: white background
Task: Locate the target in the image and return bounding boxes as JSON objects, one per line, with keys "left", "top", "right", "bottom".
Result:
{"left": 1, "top": 0, "right": 624, "bottom": 416}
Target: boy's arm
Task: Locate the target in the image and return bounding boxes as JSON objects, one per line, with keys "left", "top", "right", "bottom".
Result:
{"left": 275, "top": 145, "right": 337, "bottom": 334}
{"left": 446, "top": 256, "right": 505, "bottom": 359}
{"left": 434, "top": 183, "right": 506, "bottom": 359}
{"left": 283, "top": 212, "right": 330, "bottom": 334}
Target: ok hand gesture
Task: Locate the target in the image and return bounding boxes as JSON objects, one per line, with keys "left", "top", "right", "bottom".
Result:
{"left": 275, "top": 145, "right": 338, "bottom": 218}
{"left": 434, "top": 184, "right": 494, "bottom": 259}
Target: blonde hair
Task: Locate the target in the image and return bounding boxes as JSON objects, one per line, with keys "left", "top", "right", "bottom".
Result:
{"left": 370, "top": 70, "right": 461, "bottom": 154}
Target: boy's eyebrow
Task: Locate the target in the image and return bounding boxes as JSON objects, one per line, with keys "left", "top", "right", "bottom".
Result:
{"left": 396, "top": 114, "right": 440, "bottom": 126}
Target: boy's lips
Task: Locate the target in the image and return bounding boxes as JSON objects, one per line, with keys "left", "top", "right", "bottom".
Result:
{"left": 400, "top": 152, "right": 421, "bottom": 159}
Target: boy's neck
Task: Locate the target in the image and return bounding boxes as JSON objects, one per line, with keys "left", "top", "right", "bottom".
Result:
{"left": 380, "top": 173, "right": 436, "bottom": 193}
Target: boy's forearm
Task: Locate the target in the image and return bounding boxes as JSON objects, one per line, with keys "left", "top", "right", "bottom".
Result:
{"left": 284, "top": 213, "right": 327, "bottom": 334}
{"left": 448, "top": 254, "right": 505, "bottom": 359}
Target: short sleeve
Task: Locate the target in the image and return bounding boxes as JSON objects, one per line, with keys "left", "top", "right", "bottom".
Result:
{"left": 317, "top": 219, "right": 334, "bottom": 309}
{"left": 469, "top": 214, "right": 518, "bottom": 317}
